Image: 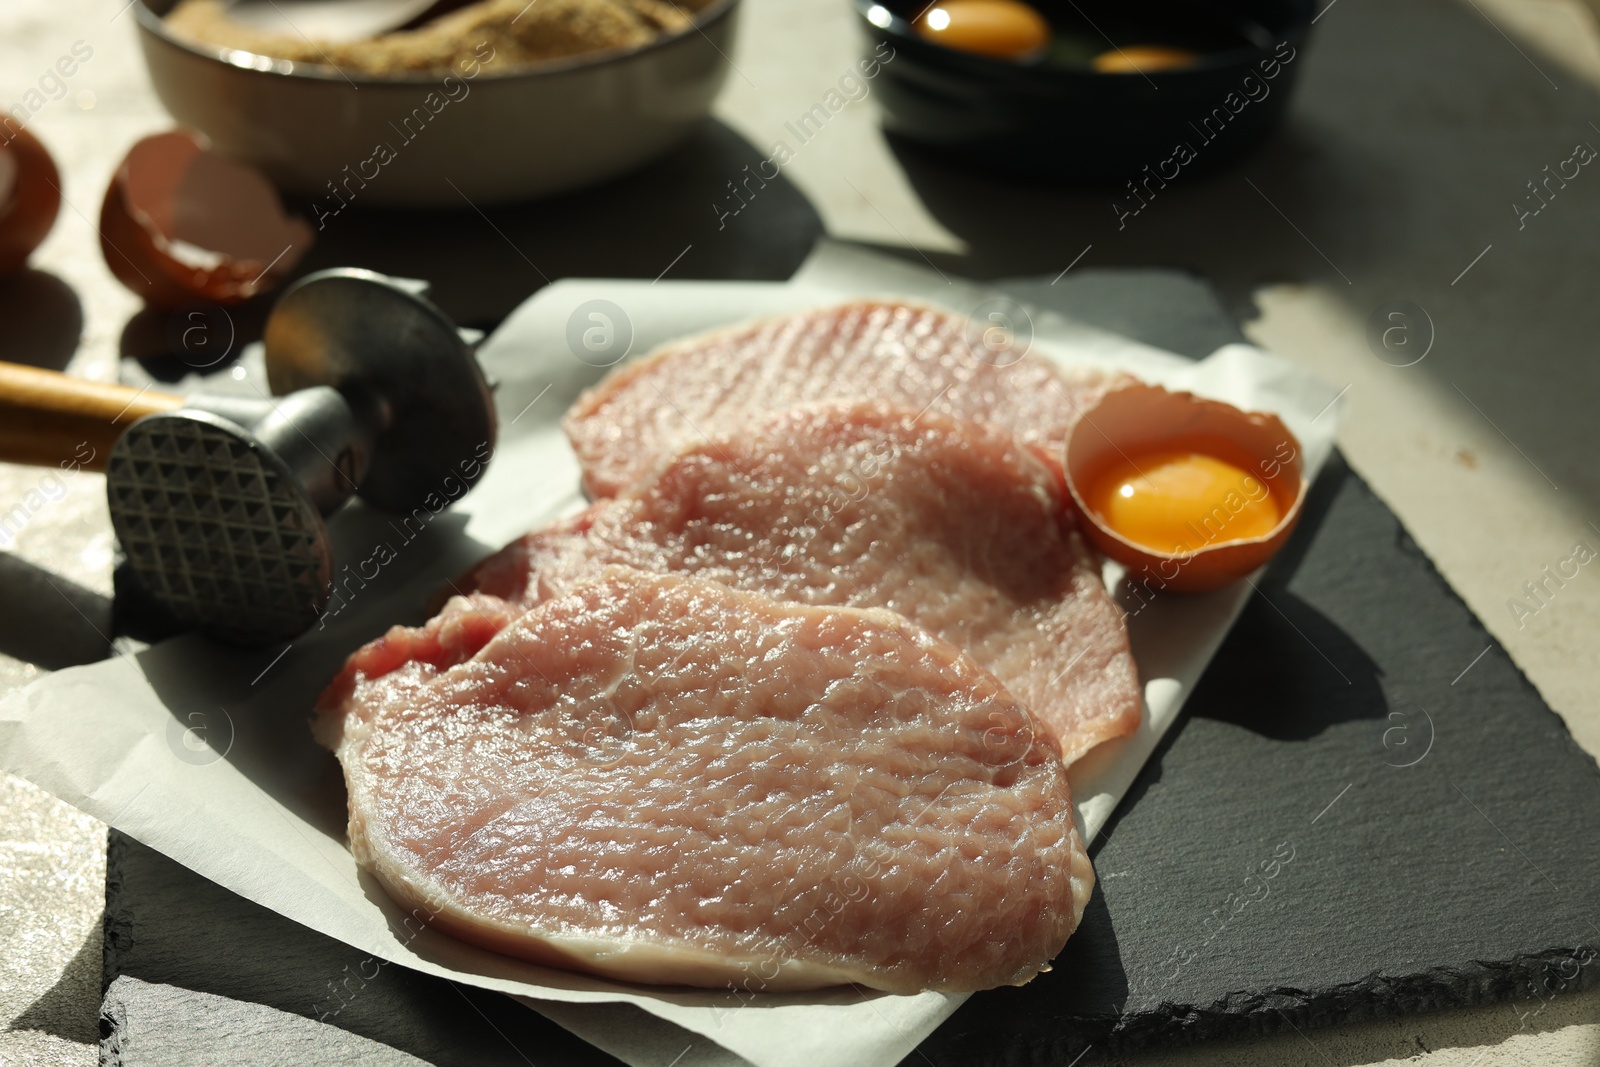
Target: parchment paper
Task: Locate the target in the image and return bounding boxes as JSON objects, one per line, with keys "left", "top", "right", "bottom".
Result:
{"left": 0, "top": 243, "right": 1342, "bottom": 1067}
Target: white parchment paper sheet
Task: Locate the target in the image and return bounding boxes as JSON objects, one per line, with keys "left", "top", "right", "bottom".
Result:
{"left": 0, "top": 243, "right": 1342, "bottom": 1067}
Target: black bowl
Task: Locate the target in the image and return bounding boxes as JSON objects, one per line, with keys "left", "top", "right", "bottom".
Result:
{"left": 854, "top": 0, "right": 1315, "bottom": 184}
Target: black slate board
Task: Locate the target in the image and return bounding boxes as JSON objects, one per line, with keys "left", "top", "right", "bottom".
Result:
{"left": 91, "top": 270, "right": 1600, "bottom": 1065}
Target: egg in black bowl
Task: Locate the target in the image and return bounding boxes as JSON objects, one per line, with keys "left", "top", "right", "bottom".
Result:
{"left": 855, "top": 0, "right": 1315, "bottom": 183}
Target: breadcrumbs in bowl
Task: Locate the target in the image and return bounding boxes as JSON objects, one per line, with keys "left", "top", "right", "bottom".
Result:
{"left": 133, "top": 0, "right": 739, "bottom": 205}
{"left": 163, "top": 0, "right": 720, "bottom": 76}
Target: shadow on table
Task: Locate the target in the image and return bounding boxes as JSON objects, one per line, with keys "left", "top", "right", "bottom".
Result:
{"left": 117, "top": 298, "right": 267, "bottom": 382}
{"left": 6, "top": 929, "right": 101, "bottom": 1046}
{"left": 0, "top": 553, "right": 110, "bottom": 670}
{"left": 0, "top": 269, "right": 83, "bottom": 371}
{"left": 286, "top": 119, "right": 826, "bottom": 332}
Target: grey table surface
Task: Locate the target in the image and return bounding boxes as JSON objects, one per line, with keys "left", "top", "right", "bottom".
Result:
{"left": 4, "top": 0, "right": 1600, "bottom": 1064}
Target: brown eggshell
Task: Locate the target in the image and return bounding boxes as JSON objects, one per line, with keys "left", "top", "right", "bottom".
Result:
{"left": 99, "top": 128, "right": 313, "bottom": 309}
{"left": 1064, "top": 383, "right": 1306, "bottom": 594}
{"left": 0, "top": 127, "right": 62, "bottom": 277}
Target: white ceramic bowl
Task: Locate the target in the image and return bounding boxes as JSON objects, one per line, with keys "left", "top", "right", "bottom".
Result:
{"left": 133, "top": 0, "right": 739, "bottom": 206}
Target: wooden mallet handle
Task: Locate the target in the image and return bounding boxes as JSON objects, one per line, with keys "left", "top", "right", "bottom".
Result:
{"left": 0, "top": 362, "right": 184, "bottom": 473}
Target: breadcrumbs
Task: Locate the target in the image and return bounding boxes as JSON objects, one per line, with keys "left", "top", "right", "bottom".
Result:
{"left": 164, "top": 0, "right": 710, "bottom": 76}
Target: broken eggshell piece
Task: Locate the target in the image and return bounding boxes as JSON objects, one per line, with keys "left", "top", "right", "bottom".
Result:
{"left": 99, "top": 128, "right": 312, "bottom": 308}
{"left": 0, "top": 127, "right": 62, "bottom": 277}
{"left": 1064, "top": 383, "right": 1306, "bottom": 593}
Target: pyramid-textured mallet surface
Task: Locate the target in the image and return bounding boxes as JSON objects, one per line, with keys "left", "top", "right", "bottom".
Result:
{"left": 108, "top": 414, "right": 330, "bottom": 640}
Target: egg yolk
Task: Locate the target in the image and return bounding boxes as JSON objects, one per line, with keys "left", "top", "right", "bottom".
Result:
{"left": 1084, "top": 450, "right": 1282, "bottom": 554}
{"left": 914, "top": 0, "right": 1051, "bottom": 61}
{"left": 1091, "top": 45, "right": 1200, "bottom": 74}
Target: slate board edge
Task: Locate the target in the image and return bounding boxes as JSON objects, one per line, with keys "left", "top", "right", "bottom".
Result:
{"left": 100, "top": 829, "right": 137, "bottom": 1066}
{"left": 1027, "top": 946, "right": 1600, "bottom": 1060}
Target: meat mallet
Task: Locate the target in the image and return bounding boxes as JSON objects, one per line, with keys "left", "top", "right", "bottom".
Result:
{"left": 0, "top": 268, "right": 496, "bottom": 644}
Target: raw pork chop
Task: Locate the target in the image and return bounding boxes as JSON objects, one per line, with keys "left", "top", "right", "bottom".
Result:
{"left": 316, "top": 568, "right": 1093, "bottom": 993}
{"left": 456, "top": 403, "right": 1141, "bottom": 765}
{"left": 564, "top": 299, "right": 1131, "bottom": 497}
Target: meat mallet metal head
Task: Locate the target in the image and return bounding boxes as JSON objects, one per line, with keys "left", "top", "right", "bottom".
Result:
{"left": 104, "top": 268, "right": 496, "bottom": 645}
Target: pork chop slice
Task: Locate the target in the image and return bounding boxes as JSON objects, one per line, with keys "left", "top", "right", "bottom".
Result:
{"left": 316, "top": 568, "right": 1093, "bottom": 994}
{"left": 564, "top": 299, "right": 1132, "bottom": 498}
{"left": 459, "top": 402, "right": 1141, "bottom": 765}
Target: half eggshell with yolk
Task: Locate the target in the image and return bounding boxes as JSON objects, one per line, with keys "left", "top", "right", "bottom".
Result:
{"left": 1063, "top": 383, "right": 1306, "bottom": 593}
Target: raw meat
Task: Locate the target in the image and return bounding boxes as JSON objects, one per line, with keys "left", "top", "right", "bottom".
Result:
{"left": 460, "top": 402, "right": 1141, "bottom": 765}
{"left": 564, "top": 299, "right": 1131, "bottom": 498}
{"left": 316, "top": 568, "right": 1093, "bottom": 993}
{"left": 334, "top": 592, "right": 519, "bottom": 683}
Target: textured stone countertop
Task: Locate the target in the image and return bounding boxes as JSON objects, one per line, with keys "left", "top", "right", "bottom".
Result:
{"left": 2, "top": 0, "right": 1598, "bottom": 1064}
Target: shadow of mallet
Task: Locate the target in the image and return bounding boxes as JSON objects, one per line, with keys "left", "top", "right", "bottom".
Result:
{"left": 0, "top": 268, "right": 496, "bottom": 645}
